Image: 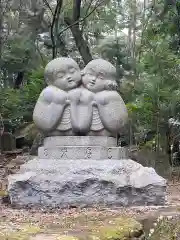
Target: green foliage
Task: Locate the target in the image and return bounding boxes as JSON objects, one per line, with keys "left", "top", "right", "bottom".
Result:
{"left": 0, "top": 67, "right": 45, "bottom": 130}
{"left": 124, "top": 28, "right": 180, "bottom": 147}
{"left": 147, "top": 216, "right": 180, "bottom": 240}
{"left": 0, "top": 0, "right": 180, "bottom": 156}
{"left": 1, "top": 33, "right": 41, "bottom": 73}
{"left": 19, "top": 67, "right": 46, "bottom": 122}
{"left": 96, "top": 34, "right": 130, "bottom": 77}
{"left": 0, "top": 87, "right": 24, "bottom": 130}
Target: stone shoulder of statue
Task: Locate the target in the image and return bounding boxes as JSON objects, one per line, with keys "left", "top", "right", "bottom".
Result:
{"left": 39, "top": 85, "right": 67, "bottom": 105}
{"left": 94, "top": 88, "right": 121, "bottom": 105}
{"left": 82, "top": 59, "right": 128, "bottom": 135}
{"left": 33, "top": 57, "right": 81, "bottom": 133}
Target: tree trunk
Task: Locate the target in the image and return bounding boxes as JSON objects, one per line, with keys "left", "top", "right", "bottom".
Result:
{"left": 0, "top": 0, "right": 3, "bottom": 64}
{"left": 14, "top": 71, "right": 25, "bottom": 89}
{"left": 0, "top": 114, "right": 4, "bottom": 155}
{"left": 65, "top": 16, "right": 92, "bottom": 64}
{"left": 70, "top": 24, "right": 92, "bottom": 64}
{"left": 64, "top": 0, "right": 93, "bottom": 65}
{"left": 128, "top": 0, "right": 137, "bottom": 76}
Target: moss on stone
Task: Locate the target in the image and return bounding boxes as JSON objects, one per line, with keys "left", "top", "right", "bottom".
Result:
{"left": 0, "top": 215, "right": 143, "bottom": 240}
{"left": 56, "top": 235, "right": 79, "bottom": 240}
{"left": 91, "top": 217, "right": 143, "bottom": 240}
{"left": 0, "top": 224, "right": 42, "bottom": 240}
{"left": 0, "top": 190, "right": 8, "bottom": 197}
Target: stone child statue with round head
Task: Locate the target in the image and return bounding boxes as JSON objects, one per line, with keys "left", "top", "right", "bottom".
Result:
{"left": 81, "top": 59, "right": 128, "bottom": 137}
{"left": 33, "top": 57, "right": 81, "bottom": 135}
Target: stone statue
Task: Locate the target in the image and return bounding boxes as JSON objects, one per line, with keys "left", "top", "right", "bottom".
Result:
{"left": 81, "top": 59, "right": 128, "bottom": 137}
{"left": 33, "top": 57, "right": 128, "bottom": 137}
{"left": 9, "top": 58, "right": 166, "bottom": 209}
{"left": 33, "top": 57, "right": 81, "bottom": 136}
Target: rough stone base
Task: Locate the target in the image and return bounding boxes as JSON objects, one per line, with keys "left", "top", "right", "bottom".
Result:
{"left": 8, "top": 158, "right": 166, "bottom": 208}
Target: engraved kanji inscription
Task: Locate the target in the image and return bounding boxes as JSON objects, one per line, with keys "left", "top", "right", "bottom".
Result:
{"left": 85, "top": 147, "right": 92, "bottom": 159}
{"left": 60, "top": 147, "right": 68, "bottom": 158}
{"left": 108, "top": 148, "right": 112, "bottom": 159}
{"left": 44, "top": 149, "right": 48, "bottom": 157}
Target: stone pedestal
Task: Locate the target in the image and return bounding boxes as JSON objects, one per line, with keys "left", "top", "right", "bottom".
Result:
{"left": 43, "top": 136, "right": 117, "bottom": 147}
{"left": 38, "top": 136, "right": 127, "bottom": 160}
{"left": 7, "top": 136, "right": 167, "bottom": 208}
{"left": 38, "top": 146, "right": 127, "bottom": 160}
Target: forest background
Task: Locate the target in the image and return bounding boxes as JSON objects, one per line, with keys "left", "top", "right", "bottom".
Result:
{"left": 1, "top": 0, "right": 180, "bottom": 158}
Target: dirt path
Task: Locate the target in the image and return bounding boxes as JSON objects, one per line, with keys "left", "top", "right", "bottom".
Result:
{"left": 0, "top": 204, "right": 178, "bottom": 239}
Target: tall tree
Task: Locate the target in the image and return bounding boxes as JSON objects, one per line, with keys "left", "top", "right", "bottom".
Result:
{"left": 64, "top": 0, "right": 93, "bottom": 64}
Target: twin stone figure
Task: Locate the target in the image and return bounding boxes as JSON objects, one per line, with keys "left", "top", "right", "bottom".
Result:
{"left": 33, "top": 57, "right": 128, "bottom": 138}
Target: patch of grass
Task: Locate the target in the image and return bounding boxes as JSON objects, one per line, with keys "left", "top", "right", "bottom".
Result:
{"left": 0, "top": 190, "right": 8, "bottom": 197}
{"left": 91, "top": 217, "right": 143, "bottom": 240}
{"left": 147, "top": 216, "right": 180, "bottom": 240}
{"left": 57, "top": 235, "right": 79, "bottom": 240}
{"left": 0, "top": 213, "right": 144, "bottom": 240}
{"left": 0, "top": 224, "right": 43, "bottom": 240}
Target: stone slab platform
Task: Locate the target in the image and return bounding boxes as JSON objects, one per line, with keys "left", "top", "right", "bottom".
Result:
{"left": 8, "top": 158, "right": 166, "bottom": 208}
{"left": 43, "top": 136, "right": 117, "bottom": 147}
{"left": 38, "top": 146, "right": 127, "bottom": 160}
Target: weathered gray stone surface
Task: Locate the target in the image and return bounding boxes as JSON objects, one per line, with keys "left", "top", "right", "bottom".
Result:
{"left": 8, "top": 159, "right": 166, "bottom": 208}
{"left": 40, "top": 136, "right": 127, "bottom": 159}
{"left": 38, "top": 146, "right": 127, "bottom": 160}
{"left": 30, "top": 132, "right": 44, "bottom": 156}
{"left": 33, "top": 57, "right": 82, "bottom": 135}
{"left": 82, "top": 59, "right": 128, "bottom": 136}
{"left": 43, "top": 136, "right": 117, "bottom": 147}
{"left": 33, "top": 57, "right": 128, "bottom": 137}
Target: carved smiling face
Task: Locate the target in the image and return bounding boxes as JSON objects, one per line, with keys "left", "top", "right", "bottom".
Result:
{"left": 44, "top": 58, "right": 81, "bottom": 90}
{"left": 82, "top": 59, "right": 117, "bottom": 92}
{"left": 54, "top": 63, "right": 81, "bottom": 90}
{"left": 82, "top": 68, "right": 106, "bottom": 92}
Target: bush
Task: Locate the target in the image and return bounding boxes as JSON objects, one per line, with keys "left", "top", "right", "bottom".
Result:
{"left": 0, "top": 67, "right": 45, "bottom": 130}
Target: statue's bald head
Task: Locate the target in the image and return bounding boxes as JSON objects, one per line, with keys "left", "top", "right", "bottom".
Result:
{"left": 82, "top": 59, "right": 118, "bottom": 92}
{"left": 44, "top": 57, "right": 80, "bottom": 85}
{"left": 83, "top": 59, "right": 117, "bottom": 79}
{"left": 44, "top": 57, "right": 81, "bottom": 90}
